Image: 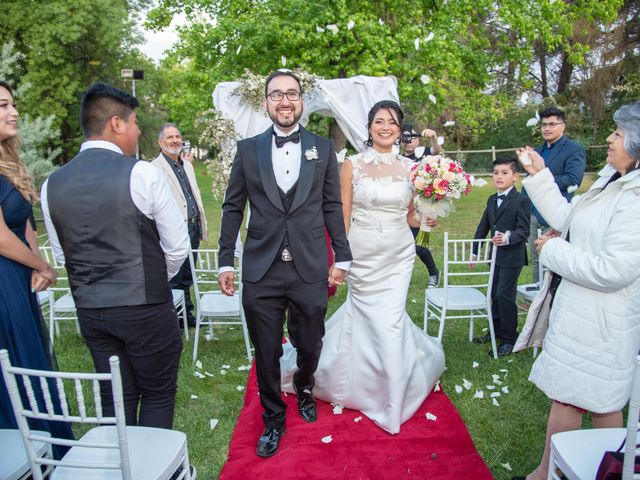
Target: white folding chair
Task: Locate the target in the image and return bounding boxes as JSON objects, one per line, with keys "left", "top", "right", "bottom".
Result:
{"left": 424, "top": 232, "right": 499, "bottom": 358}
{"left": 0, "top": 349, "right": 193, "bottom": 480}
{"left": 548, "top": 355, "right": 640, "bottom": 480}
{"left": 38, "top": 246, "right": 80, "bottom": 345}
{"left": 190, "top": 246, "right": 253, "bottom": 363}
{"left": 172, "top": 289, "right": 188, "bottom": 340}
{"left": 0, "top": 429, "right": 52, "bottom": 480}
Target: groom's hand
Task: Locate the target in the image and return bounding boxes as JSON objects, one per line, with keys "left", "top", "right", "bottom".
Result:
{"left": 219, "top": 271, "right": 236, "bottom": 296}
{"left": 328, "top": 266, "right": 346, "bottom": 287}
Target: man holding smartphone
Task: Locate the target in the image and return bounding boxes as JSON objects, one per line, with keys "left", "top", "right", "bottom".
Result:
{"left": 152, "top": 123, "right": 208, "bottom": 327}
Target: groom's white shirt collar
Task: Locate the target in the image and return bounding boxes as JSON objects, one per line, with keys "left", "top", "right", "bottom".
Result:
{"left": 80, "top": 140, "right": 123, "bottom": 154}
{"left": 273, "top": 124, "right": 300, "bottom": 137}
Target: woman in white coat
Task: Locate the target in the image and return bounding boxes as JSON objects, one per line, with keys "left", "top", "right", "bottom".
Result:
{"left": 512, "top": 101, "right": 640, "bottom": 480}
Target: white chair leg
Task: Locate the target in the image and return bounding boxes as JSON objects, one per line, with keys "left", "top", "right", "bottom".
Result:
{"left": 74, "top": 318, "right": 81, "bottom": 335}
{"left": 192, "top": 314, "right": 201, "bottom": 363}
{"left": 181, "top": 302, "right": 189, "bottom": 341}
{"left": 49, "top": 305, "right": 56, "bottom": 346}
{"left": 469, "top": 312, "right": 475, "bottom": 342}
{"left": 487, "top": 317, "right": 498, "bottom": 359}
{"left": 241, "top": 313, "right": 252, "bottom": 362}
{"left": 437, "top": 309, "right": 446, "bottom": 343}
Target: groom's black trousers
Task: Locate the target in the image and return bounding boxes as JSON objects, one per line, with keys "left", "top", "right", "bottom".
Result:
{"left": 242, "top": 257, "right": 327, "bottom": 429}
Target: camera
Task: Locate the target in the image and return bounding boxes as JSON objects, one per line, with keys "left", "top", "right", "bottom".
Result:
{"left": 181, "top": 140, "right": 191, "bottom": 154}
{"left": 401, "top": 124, "right": 418, "bottom": 144}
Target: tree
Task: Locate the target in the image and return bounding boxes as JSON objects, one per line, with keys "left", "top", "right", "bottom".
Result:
{"left": 148, "top": 0, "right": 621, "bottom": 147}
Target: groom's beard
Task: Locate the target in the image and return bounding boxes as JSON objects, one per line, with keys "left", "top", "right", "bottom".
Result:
{"left": 268, "top": 105, "right": 303, "bottom": 130}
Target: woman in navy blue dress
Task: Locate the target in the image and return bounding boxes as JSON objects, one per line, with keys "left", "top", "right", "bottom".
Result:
{"left": 0, "top": 81, "right": 73, "bottom": 449}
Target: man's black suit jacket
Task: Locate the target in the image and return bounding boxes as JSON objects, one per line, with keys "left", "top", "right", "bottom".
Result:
{"left": 219, "top": 125, "right": 351, "bottom": 283}
{"left": 473, "top": 188, "right": 532, "bottom": 268}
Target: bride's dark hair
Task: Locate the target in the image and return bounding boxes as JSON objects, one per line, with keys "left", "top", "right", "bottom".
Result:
{"left": 365, "top": 100, "right": 404, "bottom": 147}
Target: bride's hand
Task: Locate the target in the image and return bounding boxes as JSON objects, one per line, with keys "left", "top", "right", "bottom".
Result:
{"left": 328, "top": 265, "right": 346, "bottom": 287}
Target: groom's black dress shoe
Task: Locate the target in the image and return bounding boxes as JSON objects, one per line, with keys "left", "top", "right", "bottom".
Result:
{"left": 297, "top": 395, "right": 318, "bottom": 423}
{"left": 256, "top": 425, "right": 286, "bottom": 458}
{"left": 473, "top": 332, "right": 499, "bottom": 344}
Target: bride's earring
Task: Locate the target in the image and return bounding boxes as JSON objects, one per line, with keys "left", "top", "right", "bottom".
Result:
{"left": 366, "top": 134, "right": 373, "bottom": 148}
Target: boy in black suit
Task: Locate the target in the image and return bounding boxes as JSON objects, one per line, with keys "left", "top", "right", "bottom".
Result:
{"left": 472, "top": 157, "right": 531, "bottom": 357}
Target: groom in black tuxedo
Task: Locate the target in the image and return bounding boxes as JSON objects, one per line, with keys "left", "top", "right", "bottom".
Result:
{"left": 218, "top": 71, "right": 352, "bottom": 457}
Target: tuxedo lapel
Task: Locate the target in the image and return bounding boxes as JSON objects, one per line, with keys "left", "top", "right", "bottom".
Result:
{"left": 495, "top": 188, "right": 517, "bottom": 221}
{"left": 289, "top": 127, "right": 315, "bottom": 213}
{"left": 257, "top": 127, "right": 285, "bottom": 213}
{"left": 488, "top": 193, "right": 498, "bottom": 224}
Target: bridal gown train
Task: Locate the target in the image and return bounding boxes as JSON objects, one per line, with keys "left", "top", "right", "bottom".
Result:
{"left": 281, "top": 148, "right": 445, "bottom": 434}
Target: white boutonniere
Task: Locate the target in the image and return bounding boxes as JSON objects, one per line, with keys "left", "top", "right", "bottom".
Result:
{"left": 305, "top": 146, "right": 319, "bottom": 161}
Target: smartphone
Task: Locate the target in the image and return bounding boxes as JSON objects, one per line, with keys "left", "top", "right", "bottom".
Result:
{"left": 182, "top": 140, "right": 191, "bottom": 154}
{"left": 401, "top": 124, "right": 415, "bottom": 144}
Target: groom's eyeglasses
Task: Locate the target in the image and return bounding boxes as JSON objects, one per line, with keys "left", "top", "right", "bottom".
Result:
{"left": 266, "top": 90, "right": 302, "bottom": 102}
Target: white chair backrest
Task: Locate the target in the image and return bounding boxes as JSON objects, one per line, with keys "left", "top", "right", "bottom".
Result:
{"left": 0, "top": 350, "right": 131, "bottom": 480}
{"left": 443, "top": 232, "right": 496, "bottom": 292}
{"left": 190, "top": 246, "right": 242, "bottom": 298}
{"left": 623, "top": 355, "right": 640, "bottom": 479}
{"left": 38, "top": 246, "right": 67, "bottom": 277}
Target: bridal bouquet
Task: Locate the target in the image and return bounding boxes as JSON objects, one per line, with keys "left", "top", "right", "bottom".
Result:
{"left": 410, "top": 155, "right": 473, "bottom": 246}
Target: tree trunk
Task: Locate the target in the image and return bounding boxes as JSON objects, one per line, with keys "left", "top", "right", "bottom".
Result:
{"left": 557, "top": 51, "right": 574, "bottom": 94}
{"left": 329, "top": 119, "right": 347, "bottom": 152}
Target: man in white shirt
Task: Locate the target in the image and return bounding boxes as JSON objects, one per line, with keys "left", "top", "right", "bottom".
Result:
{"left": 42, "top": 82, "right": 189, "bottom": 429}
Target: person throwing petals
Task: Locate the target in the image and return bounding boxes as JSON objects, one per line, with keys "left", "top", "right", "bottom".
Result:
{"left": 510, "top": 101, "right": 640, "bottom": 480}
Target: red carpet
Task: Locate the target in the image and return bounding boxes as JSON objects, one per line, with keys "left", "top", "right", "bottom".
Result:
{"left": 220, "top": 366, "right": 493, "bottom": 479}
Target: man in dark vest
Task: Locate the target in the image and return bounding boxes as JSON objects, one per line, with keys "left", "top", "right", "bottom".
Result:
{"left": 41, "top": 82, "right": 189, "bottom": 429}
{"left": 218, "top": 70, "right": 352, "bottom": 457}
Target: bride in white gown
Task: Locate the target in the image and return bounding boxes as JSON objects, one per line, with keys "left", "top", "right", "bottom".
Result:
{"left": 281, "top": 100, "right": 445, "bottom": 434}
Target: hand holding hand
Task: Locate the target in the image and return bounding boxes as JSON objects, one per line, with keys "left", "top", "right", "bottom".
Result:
{"left": 328, "top": 265, "right": 346, "bottom": 287}
{"left": 38, "top": 263, "right": 57, "bottom": 287}
{"left": 218, "top": 271, "right": 235, "bottom": 296}
{"left": 516, "top": 146, "right": 545, "bottom": 176}
{"left": 31, "top": 270, "right": 53, "bottom": 292}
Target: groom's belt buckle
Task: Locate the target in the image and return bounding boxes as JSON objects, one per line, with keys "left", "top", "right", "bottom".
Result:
{"left": 281, "top": 248, "right": 293, "bottom": 262}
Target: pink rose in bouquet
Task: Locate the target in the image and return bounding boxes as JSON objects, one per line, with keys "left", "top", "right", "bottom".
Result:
{"left": 409, "top": 155, "right": 473, "bottom": 245}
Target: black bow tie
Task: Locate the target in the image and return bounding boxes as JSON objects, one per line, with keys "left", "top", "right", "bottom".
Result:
{"left": 497, "top": 194, "right": 506, "bottom": 200}
{"left": 274, "top": 131, "right": 300, "bottom": 148}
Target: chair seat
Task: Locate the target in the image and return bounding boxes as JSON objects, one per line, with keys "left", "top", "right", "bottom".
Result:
{"left": 516, "top": 283, "right": 542, "bottom": 302}
{"left": 54, "top": 293, "right": 76, "bottom": 311}
{"left": 0, "top": 429, "right": 50, "bottom": 480}
{"left": 551, "top": 428, "right": 629, "bottom": 479}
{"left": 51, "top": 426, "right": 187, "bottom": 480}
{"left": 426, "top": 287, "right": 487, "bottom": 310}
{"left": 200, "top": 291, "right": 240, "bottom": 318}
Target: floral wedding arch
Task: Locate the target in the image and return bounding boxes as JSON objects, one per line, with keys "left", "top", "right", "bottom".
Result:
{"left": 200, "top": 69, "right": 399, "bottom": 196}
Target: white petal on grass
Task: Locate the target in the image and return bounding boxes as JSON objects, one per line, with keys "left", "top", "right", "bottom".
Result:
{"left": 502, "top": 386, "right": 509, "bottom": 394}
{"left": 237, "top": 365, "right": 251, "bottom": 371}
{"left": 437, "top": 136, "right": 445, "bottom": 145}
{"left": 499, "top": 369, "right": 508, "bottom": 373}
{"left": 425, "top": 412, "right": 437, "bottom": 421}
{"left": 490, "top": 392, "right": 501, "bottom": 398}
{"left": 428, "top": 94, "right": 437, "bottom": 104}
{"left": 195, "top": 360, "right": 203, "bottom": 370}
{"left": 210, "top": 418, "right": 219, "bottom": 430}
{"left": 508, "top": 359, "right": 514, "bottom": 363}
{"left": 473, "top": 390, "right": 484, "bottom": 399}
{"left": 222, "top": 364, "right": 230, "bottom": 369}
{"left": 332, "top": 404, "right": 343, "bottom": 414}
{"left": 567, "top": 185, "right": 578, "bottom": 193}
{"left": 347, "top": 20, "right": 355, "bottom": 30}
{"left": 236, "top": 45, "right": 242, "bottom": 55}
{"left": 414, "top": 146, "right": 426, "bottom": 159}
{"left": 321, "top": 435, "right": 333, "bottom": 444}
{"left": 354, "top": 416, "right": 363, "bottom": 423}
{"left": 454, "top": 385, "right": 463, "bottom": 394}
{"left": 434, "top": 382, "right": 441, "bottom": 392}
{"left": 444, "top": 120, "right": 455, "bottom": 127}
{"left": 220, "top": 370, "right": 227, "bottom": 375}
{"left": 414, "top": 38, "right": 420, "bottom": 50}
{"left": 420, "top": 74, "right": 430, "bottom": 84}
{"left": 501, "top": 462, "right": 512, "bottom": 471}
{"left": 281, "top": 56, "right": 287, "bottom": 66}
{"left": 326, "top": 24, "right": 339, "bottom": 34}
{"left": 236, "top": 386, "right": 244, "bottom": 391}
{"left": 205, "top": 371, "right": 215, "bottom": 378}
{"left": 472, "top": 361, "right": 479, "bottom": 368}
{"left": 191, "top": 394, "right": 199, "bottom": 399}
{"left": 486, "top": 385, "right": 495, "bottom": 390}
{"left": 378, "top": 18, "right": 384, "bottom": 25}
{"left": 526, "top": 117, "right": 539, "bottom": 127}
{"left": 411, "top": 298, "right": 417, "bottom": 304}
{"left": 425, "top": 32, "right": 434, "bottom": 42}
{"left": 462, "top": 378, "right": 472, "bottom": 390}
{"left": 194, "top": 371, "right": 205, "bottom": 379}
{"left": 492, "top": 398, "right": 500, "bottom": 407}
{"left": 316, "top": 26, "right": 325, "bottom": 33}
{"left": 204, "top": 333, "right": 212, "bottom": 341}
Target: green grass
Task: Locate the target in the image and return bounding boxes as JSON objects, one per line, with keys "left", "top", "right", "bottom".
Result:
{"left": 48, "top": 164, "right": 596, "bottom": 480}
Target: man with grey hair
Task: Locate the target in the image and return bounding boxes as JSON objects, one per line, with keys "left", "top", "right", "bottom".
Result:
{"left": 152, "top": 123, "right": 208, "bottom": 327}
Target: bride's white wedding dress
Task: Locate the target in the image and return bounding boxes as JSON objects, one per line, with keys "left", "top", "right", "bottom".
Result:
{"left": 280, "top": 148, "right": 445, "bottom": 434}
